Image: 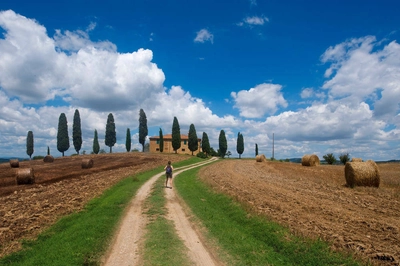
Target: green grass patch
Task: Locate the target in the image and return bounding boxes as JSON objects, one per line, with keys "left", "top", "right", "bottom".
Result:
{"left": 175, "top": 167, "right": 362, "bottom": 266}
{"left": 143, "top": 177, "right": 191, "bottom": 266}
{"left": 0, "top": 157, "right": 201, "bottom": 266}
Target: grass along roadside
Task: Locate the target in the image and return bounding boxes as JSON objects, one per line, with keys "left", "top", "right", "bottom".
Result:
{"left": 175, "top": 167, "right": 363, "bottom": 266}
{"left": 0, "top": 157, "right": 202, "bottom": 266}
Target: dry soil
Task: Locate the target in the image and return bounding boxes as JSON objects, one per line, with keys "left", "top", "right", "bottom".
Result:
{"left": 199, "top": 160, "right": 400, "bottom": 266}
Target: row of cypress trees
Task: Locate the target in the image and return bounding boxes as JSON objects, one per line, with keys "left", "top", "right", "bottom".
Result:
{"left": 158, "top": 116, "right": 205, "bottom": 156}
{"left": 26, "top": 110, "right": 245, "bottom": 158}
{"left": 165, "top": 116, "right": 244, "bottom": 158}
{"left": 55, "top": 109, "right": 148, "bottom": 156}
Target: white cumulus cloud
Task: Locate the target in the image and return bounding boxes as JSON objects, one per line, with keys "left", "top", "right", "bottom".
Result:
{"left": 194, "top": 29, "right": 214, "bottom": 44}
{"left": 0, "top": 10, "right": 165, "bottom": 111}
{"left": 231, "top": 83, "right": 288, "bottom": 118}
{"left": 321, "top": 36, "right": 400, "bottom": 122}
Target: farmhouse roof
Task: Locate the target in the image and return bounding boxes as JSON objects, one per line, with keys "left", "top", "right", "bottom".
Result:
{"left": 149, "top": 134, "right": 200, "bottom": 141}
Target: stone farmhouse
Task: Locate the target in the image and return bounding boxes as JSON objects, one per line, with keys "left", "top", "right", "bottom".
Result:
{"left": 149, "top": 134, "right": 202, "bottom": 155}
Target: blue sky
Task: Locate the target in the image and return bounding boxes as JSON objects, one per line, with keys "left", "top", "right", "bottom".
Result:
{"left": 0, "top": 0, "right": 399, "bottom": 160}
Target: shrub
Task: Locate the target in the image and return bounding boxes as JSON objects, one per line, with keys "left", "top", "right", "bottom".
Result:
{"left": 32, "top": 155, "right": 44, "bottom": 160}
{"left": 339, "top": 153, "right": 350, "bottom": 165}
{"left": 196, "top": 152, "right": 207, "bottom": 159}
{"left": 209, "top": 147, "right": 219, "bottom": 157}
{"left": 323, "top": 153, "right": 336, "bottom": 165}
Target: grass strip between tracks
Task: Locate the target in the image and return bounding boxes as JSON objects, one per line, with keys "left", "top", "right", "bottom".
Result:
{"left": 142, "top": 174, "right": 192, "bottom": 266}
{"left": 175, "top": 166, "right": 363, "bottom": 266}
{"left": 0, "top": 157, "right": 202, "bottom": 266}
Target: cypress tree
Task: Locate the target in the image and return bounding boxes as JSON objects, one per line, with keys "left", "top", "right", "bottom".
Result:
{"left": 138, "top": 109, "right": 148, "bottom": 152}
{"left": 188, "top": 123, "right": 198, "bottom": 155}
{"left": 26, "top": 131, "right": 34, "bottom": 159}
{"left": 126, "top": 128, "right": 131, "bottom": 152}
{"left": 201, "top": 132, "right": 210, "bottom": 156}
{"left": 72, "top": 109, "right": 82, "bottom": 154}
{"left": 218, "top": 130, "right": 227, "bottom": 158}
{"left": 47, "top": 146, "right": 50, "bottom": 156}
{"left": 171, "top": 116, "right": 181, "bottom": 153}
{"left": 236, "top": 132, "right": 244, "bottom": 159}
{"left": 105, "top": 113, "right": 116, "bottom": 153}
{"left": 255, "top": 143, "right": 258, "bottom": 156}
{"left": 93, "top": 129, "right": 100, "bottom": 154}
{"left": 57, "top": 113, "right": 70, "bottom": 156}
{"left": 159, "top": 128, "right": 164, "bottom": 152}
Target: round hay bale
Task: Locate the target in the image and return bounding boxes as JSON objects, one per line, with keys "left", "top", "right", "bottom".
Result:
{"left": 256, "top": 154, "right": 267, "bottom": 162}
{"left": 351, "top": 158, "right": 362, "bottom": 162}
{"left": 9, "top": 159, "right": 19, "bottom": 168}
{"left": 82, "top": 158, "right": 94, "bottom": 169}
{"left": 301, "top": 154, "right": 320, "bottom": 166}
{"left": 16, "top": 168, "right": 35, "bottom": 185}
{"left": 43, "top": 155, "right": 54, "bottom": 163}
{"left": 344, "top": 160, "right": 380, "bottom": 188}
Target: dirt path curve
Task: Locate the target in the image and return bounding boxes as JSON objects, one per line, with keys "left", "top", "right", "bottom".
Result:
{"left": 165, "top": 157, "right": 220, "bottom": 266}
{"left": 103, "top": 157, "right": 219, "bottom": 266}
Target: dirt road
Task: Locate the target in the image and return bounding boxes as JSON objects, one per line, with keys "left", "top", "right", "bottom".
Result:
{"left": 103, "top": 157, "right": 220, "bottom": 266}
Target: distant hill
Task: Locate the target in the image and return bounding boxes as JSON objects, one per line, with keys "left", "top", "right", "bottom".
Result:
{"left": 0, "top": 157, "right": 26, "bottom": 164}
{"left": 289, "top": 158, "right": 302, "bottom": 163}
{"left": 284, "top": 158, "right": 399, "bottom": 164}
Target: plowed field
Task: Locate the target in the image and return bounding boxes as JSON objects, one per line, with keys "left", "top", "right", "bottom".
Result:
{"left": 199, "top": 160, "right": 400, "bottom": 266}
{"left": 0, "top": 152, "right": 189, "bottom": 257}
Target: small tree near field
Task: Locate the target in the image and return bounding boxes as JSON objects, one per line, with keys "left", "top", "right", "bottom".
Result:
{"left": 159, "top": 128, "right": 164, "bottom": 152}
{"left": 218, "top": 130, "right": 227, "bottom": 158}
{"left": 210, "top": 147, "right": 218, "bottom": 156}
{"left": 236, "top": 132, "right": 244, "bottom": 159}
{"left": 126, "top": 128, "right": 131, "bottom": 152}
{"left": 188, "top": 124, "right": 199, "bottom": 155}
{"left": 105, "top": 113, "right": 116, "bottom": 153}
{"left": 323, "top": 153, "right": 337, "bottom": 165}
{"left": 26, "top": 131, "right": 34, "bottom": 159}
{"left": 339, "top": 153, "right": 350, "bottom": 165}
{"left": 201, "top": 132, "right": 210, "bottom": 157}
{"left": 73, "top": 109, "right": 82, "bottom": 154}
{"left": 255, "top": 143, "right": 258, "bottom": 156}
{"left": 57, "top": 113, "right": 70, "bottom": 156}
{"left": 171, "top": 116, "right": 181, "bottom": 153}
{"left": 93, "top": 129, "right": 100, "bottom": 154}
{"left": 138, "top": 109, "right": 148, "bottom": 152}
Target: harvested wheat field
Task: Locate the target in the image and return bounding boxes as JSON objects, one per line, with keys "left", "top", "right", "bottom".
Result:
{"left": 199, "top": 160, "right": 400, "bottom": 266}
{"left": 1, "top": 154, "right": 399, "bottom": 265}
{"left": 0, "top": 152, "right": 189, "bottom": 257}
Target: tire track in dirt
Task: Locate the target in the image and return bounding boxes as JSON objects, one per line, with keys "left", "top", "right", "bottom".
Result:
{"left": 103, "top": 157, "right": 219, "bottom": 266}
{"left": 165, "top": 157, "right": 220, "bottom": 266}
